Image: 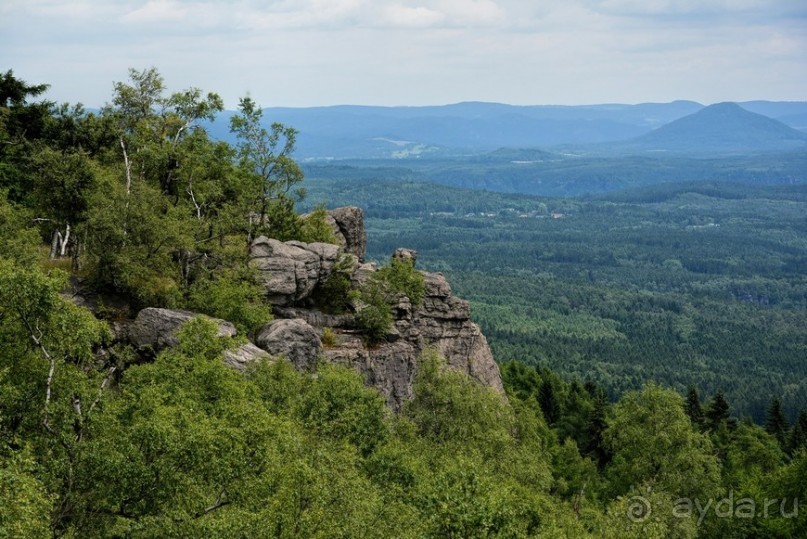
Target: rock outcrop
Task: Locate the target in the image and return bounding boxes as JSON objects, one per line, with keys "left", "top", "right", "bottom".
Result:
{"left": 249, "top": 237, "right": 344, "bottom": 305}
{"left": 223, "top": 343, "right": 271, "bottom": 371}
{"left": 327, "top": 206, "right": 366, "bottom": 261}
{"left": 255, "top": 318, "right": 322, "bottom": 371}
{"left": 321, "top": 270, "right": 504, "bottom": 408}
{"left": 125, "top": 206, "right": 504, "bottom": 410}
{"left": 128, "top": 308, "right": 237, "bottom": 352}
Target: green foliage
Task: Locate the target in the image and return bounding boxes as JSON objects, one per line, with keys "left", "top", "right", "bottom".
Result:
{"left": 311, "top": 253, "right": 356, "bottom": 314}
{"left": 604, "top": 383, "right": 721, "bottom": 500}
{"left": 187, "top": 268, "right": 272, "bottom": 336}
{"left": 353, "top": 278, "right": 394, "bottom": 342}
{"left": 321, "top": 327, "right": 338, "bottom": 348}
{"left": 352, "top": 257, "right": 426, "bottom": 342}
{"left": 229, "top": 96, "right": 304, "bottom": 241}
{"left": 766, "top": 397, "right": 789, "bottom": 447}
{"left": 601, "top": 485, "right": 698, "bottom": 539}
{"left": 297, "top": 363, "right": 389, "bottom": 456}
{"left": 377, "top": 256, "right": 426, "bottom": 306}
{"left": 85, "top": 177, "right": 190, "bottom": 307}
{"left": 0, "top": 449, "right": 51, "bottom": 539}
{"left": 404, "top": 350, "right": 513, "bottom": 452}
{"left": 706, "top": 390, "right": 731, "bottom": 431}
{"left": 0, "top": 191, "right": 39, "bottom": 265}
{"left": 0, "top": 70, "right": 52, "bottom": 201}
{"left": 790, "top": 411, "right": 807, "bottom": 454}
{"left": 685, "top": 386, "right": 704, "bottom": 427}
{"left": 299, "top": 204, "right": 338, "bottom": 244}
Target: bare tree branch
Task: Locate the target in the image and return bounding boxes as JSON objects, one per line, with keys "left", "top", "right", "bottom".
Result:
{"left": 88, "top": 366, "right": 117, "bottom": 415}
{"left": 194, "top": 491, "right": 229, "bottom": 519}
{"left": 120, "top": 136, "right": 132, "bottom": 195}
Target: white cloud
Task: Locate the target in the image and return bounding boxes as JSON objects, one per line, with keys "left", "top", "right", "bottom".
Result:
{"left": 436, "top": 0, "right": 505, "bottom": 26}
{"left": 586, "top": 0, "right": 807, "bottom": 17}
{"left": 122, "top": 0, "right": 188, "bottom": 23}
{"left": 380, "top": 4, "right": 446, "bottom": 27}
{"left": 1, "top": 0, "right": 805, "bottom": 107}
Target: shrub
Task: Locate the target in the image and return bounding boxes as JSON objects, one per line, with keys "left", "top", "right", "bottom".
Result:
{"left": 300, "top": 204, "right": 338, "bottom": 244}
{"left": 322, "top": 327, "right": 339, "bottom": 348}
{"left": 312, "top": 254, "right": 356, "bottom": 314}
{"left": 353, "top": 280, "right": 394, "bottom": 343}
{"left": 187, "top": 268, "right": 272, "bottom": 336}
{"left": 352, "top": 258, "right": 425, "bottom": 343}
{"left": 377, "top": 257, "right": 425, "bottom": 306}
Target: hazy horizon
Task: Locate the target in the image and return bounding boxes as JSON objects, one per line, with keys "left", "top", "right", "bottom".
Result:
{"left": 3, "top": 1, "right": 805, "bottom": 110}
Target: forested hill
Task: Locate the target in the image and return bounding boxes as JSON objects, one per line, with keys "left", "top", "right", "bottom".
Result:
{"left": 2, "top": 69, "right": 807, "bottom": 538}
{"left": 617, "top": 102, "right": 807, "bottom": 153}
{"left": 203, "top": 99, "right": 807, "bottom": 159}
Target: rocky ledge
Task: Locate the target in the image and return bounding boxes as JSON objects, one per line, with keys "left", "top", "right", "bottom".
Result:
{"left": 126, "top": 206, "right": 504, "bottom": 409}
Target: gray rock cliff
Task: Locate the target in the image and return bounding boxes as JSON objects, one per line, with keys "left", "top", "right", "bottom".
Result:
{"left": 127, "top": 206, "right": 503, "bottom": 409}
{"left": 321, "top": 270, "right": 504, "bottom": 408}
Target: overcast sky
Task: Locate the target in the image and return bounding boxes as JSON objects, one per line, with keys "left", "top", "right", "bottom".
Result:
{"left": 2, "top": 0, "right": 806, "bottom": 109}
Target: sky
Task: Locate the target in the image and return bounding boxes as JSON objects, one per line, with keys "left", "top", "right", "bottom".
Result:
{"left": 2, "top": 0, "right": 806, "bottom": 109}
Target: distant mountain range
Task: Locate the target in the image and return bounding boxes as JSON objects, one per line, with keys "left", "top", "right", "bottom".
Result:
{"left": 205, "top": 100, "right": 807, "bottom": 159}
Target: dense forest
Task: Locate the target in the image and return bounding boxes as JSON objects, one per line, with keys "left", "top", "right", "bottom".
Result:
{"left": 301, "top": 147, "right": 807, "bottom": 197}
{"left": 303, "top": 174, "right": 807, "bottom": 423}
{"left": 2, "top": 69, "right": 806, "bottom": 538}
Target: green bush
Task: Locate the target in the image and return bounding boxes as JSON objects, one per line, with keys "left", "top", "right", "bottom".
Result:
{"left": 312, "top": 253, "right": 356, "bottom": 314}
{"left": 377, "top": 257, "right": 425, "bottom": 306}
{"left": 321, "top": 327, "right": 339, "bottom": 348}
{"left": 353, "top": 280, "right": 394, "bottom": 343}
{"left": 300, "top": 204, "right": 339, "bottom": 244}
{"left": 352, "top": 258, "right": 425, "bottom": 342}
{"left": 187, "top": 268, "right": 272, "bottom": 336}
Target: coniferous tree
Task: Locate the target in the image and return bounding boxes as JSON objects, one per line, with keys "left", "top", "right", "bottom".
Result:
{"left": 789, "top": 410, "right": 807, "bottom": 454}
{"left": 584, "top": 390, "right": 611, "bottom": 468}
{"left": 538, "top": 379, "right": 561, "bottom": 425}
{"left": 766, "top": 397, "right": 789, "bottom": 447}
{"left": 685, "top": 385, "right": 704, "bottom": 428}
{"left": 705, "top": 389, "right": 731, "bottom": 431}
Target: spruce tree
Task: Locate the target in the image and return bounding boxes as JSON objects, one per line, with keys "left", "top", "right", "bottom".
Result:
{"left": 787, "top": 409, "right": 807, "bottom": 454}
{"left": 685, "top": 386, "right": 704, "bottom": 428}
{"left": 584, "top": 390, "right": 611, "bottom": 468}
{"left": 538, "top": 380, "right": 561, "bottom": 425}
{"left": 705, "top": 389, "right": 730, "bottom": 431}
{"left": 766, "top": 397, "right": 789, "bottom": 447}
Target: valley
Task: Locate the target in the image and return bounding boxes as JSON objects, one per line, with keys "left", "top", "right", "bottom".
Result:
{"left": 302, "top": 175, "right": 807, "bottom": 422}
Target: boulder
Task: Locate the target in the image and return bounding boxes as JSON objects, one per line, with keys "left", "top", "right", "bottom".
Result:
{"left": 255, "top": 318, "right": 322, "bottom": 370}
{"left": 249, "top": 237, "right": 339, "bottom": 305}
{"left": 392, "top": 248, "right": 417, "bottom": 267}
{"left": 273, "top": 306, "right": 355, "bottom": 329}
{"left": 224, "top": 342, "right": 271, "bottom": 371}
{"left": 287, "top": 241, "right": 342, "bottom": 280}
{"left": 128, "top": 308, "right": 237, "bottom": 352}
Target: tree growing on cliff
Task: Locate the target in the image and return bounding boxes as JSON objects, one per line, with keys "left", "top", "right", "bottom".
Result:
{"left": 229, "top": 96, "right": 304, "bottom": 241}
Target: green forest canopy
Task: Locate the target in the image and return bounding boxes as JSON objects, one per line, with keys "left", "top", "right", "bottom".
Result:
{"left": 1, "top": 69, "right": 806, "bottom": 538}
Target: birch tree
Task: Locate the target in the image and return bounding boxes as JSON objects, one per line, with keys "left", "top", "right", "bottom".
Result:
{"left": 229, "top": 96, "right": 304, "bottom": 241}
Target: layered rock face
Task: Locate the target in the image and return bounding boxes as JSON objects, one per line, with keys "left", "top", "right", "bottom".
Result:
{"left": 321, "top": 271, "right": 504, "bottom": 408}
{"left": 246, "top": 206, "right": 503, "bottom": 408}
{"left": 128, "top": 206, "right": 503, "bottom": 409}
{"left": 249, "top": 237, "right": 345, "bottom": 305}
